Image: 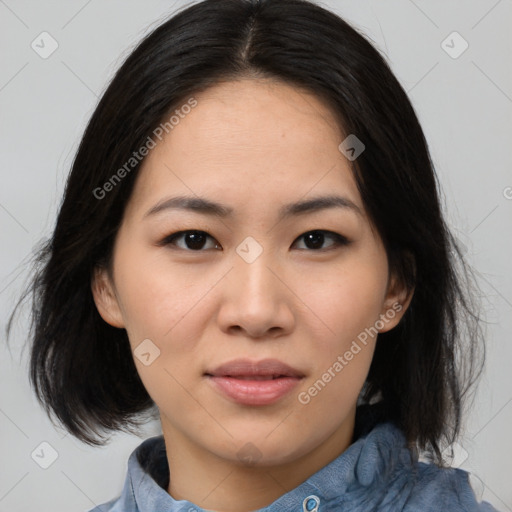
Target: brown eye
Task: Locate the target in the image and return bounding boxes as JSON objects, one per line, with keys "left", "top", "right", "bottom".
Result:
{"left": 162, "top": 230, "right": 221, "bottom": 251}
{"left": 293, "top": 230, "right": 349, "bottom": 251}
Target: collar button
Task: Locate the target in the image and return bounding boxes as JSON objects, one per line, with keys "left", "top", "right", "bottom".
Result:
{"left": 303, "top": 495, "right": 320, "bottom": 512}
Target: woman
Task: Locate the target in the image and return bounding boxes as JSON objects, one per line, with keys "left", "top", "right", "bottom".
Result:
{"left": 10, "top": 0, "right": 499, "bottom": 510}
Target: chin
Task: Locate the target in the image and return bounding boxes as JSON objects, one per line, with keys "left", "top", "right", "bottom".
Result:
{"left": 225, "top": 432, "right": 305, "bottom": 467}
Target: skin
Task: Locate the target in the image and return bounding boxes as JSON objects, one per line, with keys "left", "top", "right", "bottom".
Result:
{"left": 92, "top": 78, "right": 413, "bottom": 512}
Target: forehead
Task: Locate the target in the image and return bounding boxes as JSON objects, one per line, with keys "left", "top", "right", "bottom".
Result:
{"left": 128, "top": 78, "right": 362, "bottom": 217}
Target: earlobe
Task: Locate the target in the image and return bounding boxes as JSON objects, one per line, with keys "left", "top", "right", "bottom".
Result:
{"left": 91, "top": 266, "right": 125, "bottom": 328}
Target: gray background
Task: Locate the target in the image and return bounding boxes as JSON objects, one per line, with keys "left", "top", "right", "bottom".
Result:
{"left": 1, "top": 1, "right": 511, "bottom": 511}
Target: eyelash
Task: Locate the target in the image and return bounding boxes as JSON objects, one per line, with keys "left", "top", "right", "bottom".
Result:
{"left": 160, "top": 229, "right": 350, "bottom": 252}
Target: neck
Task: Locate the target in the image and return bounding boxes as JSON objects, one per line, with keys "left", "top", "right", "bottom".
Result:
{"left": 162, "top": 410, "right": 355, "bottom": 512}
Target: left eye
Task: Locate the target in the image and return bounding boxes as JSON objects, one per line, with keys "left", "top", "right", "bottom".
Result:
{"left": 160, "top": 230, "right": 349, "bottom": 251}
{"left": 292, "top": 230, "right": 349, "bottom": 251}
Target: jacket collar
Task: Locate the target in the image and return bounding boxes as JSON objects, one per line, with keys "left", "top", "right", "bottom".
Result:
{"left": 119, "top": 404, "right": 416, "bottom": 511}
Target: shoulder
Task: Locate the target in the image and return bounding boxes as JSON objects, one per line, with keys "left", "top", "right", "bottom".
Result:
{"left": 348, "top": 413, "right": 500, "bottom": 512}
{"left": 86, "top": 435, "right": 166, "bottom": 512}
{"left": 400, "top": 459, "right": 500, "bottom": 512}
{"left": 87, "top": 496, "right": 124, "bottom": 512}
{"left": 86, "top": 491, "right": 136, "bottom": 512}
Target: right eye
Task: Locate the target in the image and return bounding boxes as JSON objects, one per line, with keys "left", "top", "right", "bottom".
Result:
{"left": 160, "top": 230, "right": 222, "bottom": 251}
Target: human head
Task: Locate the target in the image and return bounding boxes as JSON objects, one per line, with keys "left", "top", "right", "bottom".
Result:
{"left": 90, "top": 76, "right": 413, "bottom": 471}
{"left": 11, "top": 0, "right": 482, "bottom": 463}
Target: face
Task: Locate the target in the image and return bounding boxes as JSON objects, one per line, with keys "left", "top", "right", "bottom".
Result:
{"left": 93, "top": 78, "right": 410, "bottom": 469}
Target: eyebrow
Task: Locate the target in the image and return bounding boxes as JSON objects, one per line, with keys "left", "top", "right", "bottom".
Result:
{"left": 144, "top": 194, "right": 362, "bottom": 220}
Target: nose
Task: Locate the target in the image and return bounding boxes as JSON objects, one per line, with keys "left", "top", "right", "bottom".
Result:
{"left": 216, "top": 246, "right": 295, "bottom": 339}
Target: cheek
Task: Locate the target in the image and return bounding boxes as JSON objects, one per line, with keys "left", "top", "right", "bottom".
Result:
{"left": 289, "top": 258, "right": 386, "bottom": 426}
{"left": 295, "top": 261, "right": 388, "bottom": 351}
{"left": 113, "top": 248, "right": 211, "bottom": 344}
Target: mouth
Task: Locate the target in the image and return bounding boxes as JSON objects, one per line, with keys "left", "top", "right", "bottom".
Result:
{"left": 215, "top": 375, "right": 289, "bottom": 380}
{"left": 204, "top": 358, "right": 304, "bottom": 406}
{"left": 205, "top": 358, "right": 304, "bottom": 378}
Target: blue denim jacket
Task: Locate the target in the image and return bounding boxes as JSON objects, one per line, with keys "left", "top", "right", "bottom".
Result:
{"left": 88, "top": 406, "right": 500, "bottom": 512}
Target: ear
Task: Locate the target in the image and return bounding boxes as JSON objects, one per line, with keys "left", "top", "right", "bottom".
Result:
{"left": 91, "top": 266, "right": 125, "bottom": 328}
{"left": 378, "top": 266, "right": 415, "bottom": 334}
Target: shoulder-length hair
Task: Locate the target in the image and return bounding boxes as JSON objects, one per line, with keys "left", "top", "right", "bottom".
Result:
{"left": 8, "top": 0, "right": 483, "bottom": 463}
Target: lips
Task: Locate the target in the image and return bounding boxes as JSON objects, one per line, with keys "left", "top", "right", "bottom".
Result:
{"left": 204, "top": 358, "right": 304, "bottom": 406}
{"left": 205, "top": 358, "right": 304, "bottom": 379}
